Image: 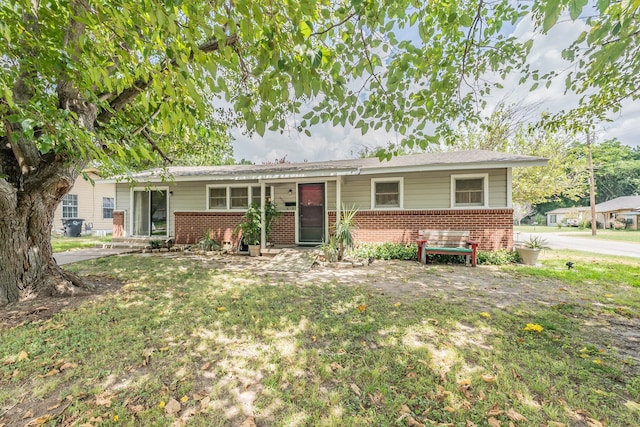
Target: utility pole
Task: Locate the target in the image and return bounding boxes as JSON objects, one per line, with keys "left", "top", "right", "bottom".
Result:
{"left": 587, "top": 132, "right": 597, "bottom": 236}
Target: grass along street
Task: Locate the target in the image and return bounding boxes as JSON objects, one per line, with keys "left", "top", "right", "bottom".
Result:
{"left": 51, "top": 235, "right": 112, "bottom": 253}
{"left": 1, "top": 252, "right": 639, "bottom": 426}
{"left": 514, "top": 226, "right": 640, "bottom": 243}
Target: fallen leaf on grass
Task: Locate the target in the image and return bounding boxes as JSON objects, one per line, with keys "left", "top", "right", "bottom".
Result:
{"left": 164, "top": 398, "right": 181, "bottom": 416}
{"left": 487, "top": 403, "right": 503, "bottom": 416}
{"left": 586, "top": 418, "right": 604, "bottom": 427}
{"left": 95, "top": 392, "right": 115, "bottom": 407}
{"left": 240, "top": 416, "right": 256, "bottom": 427}
{"left": 625, "top": 400, "right": 640, "bottom": 412}
{"left": 330, "top": 362, "right": 342, "bottom": 371}
{"left": 482, "top": 375, "right": 497, "bottom": 383}
{"left": 356, "top": 304, "right": 367, "bottom": 312}
{"left": 129, "top": 404, "right": 144, "bottom": 414}
{"left": 41, "top": 369, "right": 60, "bottom": 377}
{"left": 59, "top": 362, "right": 78, "bottom": 371}
{"left": 201, "top": 362, "right": 211, "bottom": 370}
{"left": 506, "top": 408, "right": 527, "bottom": 421}
{"left": 444, "top": 406, "right": 456, "bottom": 413}
{"left": 46, "top": 402, "right": 61, "bottom": 410}
{"left": 18, "top": 350, "right": 29, "bottom": 361}
{"left": 406, "top": 416, "right": 426, "bottom": 427}
{"left": 193, "top": 391, "right": 208, "bottom": 401}
{"left": 487, "top": 417, "right": 501, "bottom": 427}
{"left": 22, "top": 410, "right": 34, "bottom": 419}
{"left": 26, "top": 415, "right": 52, "bottom": 426}
{"left": 350, "top": 383, "right": 361, "bottom": 396}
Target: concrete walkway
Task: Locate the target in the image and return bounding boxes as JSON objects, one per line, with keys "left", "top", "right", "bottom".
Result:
{"left": 55, "top": 247, "right": 140, "bottom": 265}
{"left": 514, "top": 232, "right": 640, "bottom": 258}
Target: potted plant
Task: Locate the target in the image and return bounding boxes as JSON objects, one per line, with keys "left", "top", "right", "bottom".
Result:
{"left": 515, "top": 236, "right": 549, "bottom": 265}
{"left": 235, "top": 202, "right": 281, "bottom": 256}
{"left": 235, "top": 204, "right": 262, "bottom": 256}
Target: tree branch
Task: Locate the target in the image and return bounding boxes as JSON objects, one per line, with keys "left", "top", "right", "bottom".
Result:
{"left": 141, "top": 129, "right": 172, "bottom": 163}
{"left": 97, "top": 34, "right": 239, "bottom": 125}
{"left": 311, "top": 11, "right": 357, "bottom": 37}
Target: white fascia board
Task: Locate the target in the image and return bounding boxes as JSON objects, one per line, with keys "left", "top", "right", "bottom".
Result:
{"left": 119, "top": 168, "right": 361, "bottom": 184}
{"left": 357, "top": 160, "right": 548, "bottom": 175}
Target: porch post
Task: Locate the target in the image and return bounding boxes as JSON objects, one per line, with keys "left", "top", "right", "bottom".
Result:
{"left": 260, "top": 181, "right": 266, "bottom": 251}
{"left": 336, "top": 178, "right": 342, "bottom": 229}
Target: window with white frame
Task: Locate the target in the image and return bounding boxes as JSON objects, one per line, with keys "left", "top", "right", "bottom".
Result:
{"left": 62, "top": 194, "right": 78, "bottom": 218}
{"left": 102, "top": 197, "right": 114, "bottom": 219}
{"left": 230, "top": 187, "right": 249, "bottom": 209}
{"left": 207, "top": 185, "right": 274, "bottom": 210}
{"left": 371, "top": 178, "right": 403, "bottom": 209}
{"left": 208, "top": 187, "right": 227, "bottom": 209}
{"left": 251, "top": 186, "right": 272, "bottom": 205}
{"left": 451, "top": 174, "right": 488, "bottom": 207}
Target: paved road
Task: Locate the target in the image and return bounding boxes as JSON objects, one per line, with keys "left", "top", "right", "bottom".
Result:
{"left": 54, "top": 247, "right": 139, "bottom": 265}
{"left": 514, "top": 231, "right": 640, "bottom": 258}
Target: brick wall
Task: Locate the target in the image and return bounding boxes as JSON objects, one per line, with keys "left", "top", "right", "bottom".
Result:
{"left": 174, "top": 209, "right": 513, "bottom": 250}
{"left": 174, "top": 211, "right": 296, "bottom": 245}
{"left": 112, "top": 211, "right": 124, "bottom": 238}
{"left": 329, "top": 209, "right": 513, "bottom": 251}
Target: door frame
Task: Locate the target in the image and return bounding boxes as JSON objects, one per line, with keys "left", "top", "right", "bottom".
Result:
{"left": 129, "top": 186, "right": 170, "bottom": 237}
{"left": 295, "top": 181, "right": 327, "bottom": 245}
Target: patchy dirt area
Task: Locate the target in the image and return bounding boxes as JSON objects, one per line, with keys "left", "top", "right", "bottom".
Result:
{"left": 0, "top": 276, "right": 125, "bottom": 330}
{"left": 173, "top": 252, "right": 640, "bottom": 368}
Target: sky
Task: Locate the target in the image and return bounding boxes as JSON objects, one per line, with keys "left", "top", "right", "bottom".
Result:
{"left": 231, "top": 12, "right": 640, "bottom": 164}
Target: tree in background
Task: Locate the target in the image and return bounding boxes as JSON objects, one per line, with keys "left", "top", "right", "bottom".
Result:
{"left": 448, "top": 103, "right": 588, "bottom": 206}
{"left": 588, "top": 140, "right": 640, "bottom": 203}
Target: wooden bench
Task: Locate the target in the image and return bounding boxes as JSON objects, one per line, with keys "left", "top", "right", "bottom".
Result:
{"left": 416, "top": 230, "right": 478, "bottom": 267}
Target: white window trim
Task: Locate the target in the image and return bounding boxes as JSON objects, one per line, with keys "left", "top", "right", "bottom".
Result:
{"left": 370, "top": 177, "right": 404, "bottom": 210}
{"left": 102, "top": 197, "right": 115, "bottom": 219}
{"left": 450, "top": 173, "right": 489, "bottom": 208}
{"left": 206, "top": 184, "right": 273, "bottom": 211}
{"left": 62, "top": 194, "right": 79, "bottom": 218}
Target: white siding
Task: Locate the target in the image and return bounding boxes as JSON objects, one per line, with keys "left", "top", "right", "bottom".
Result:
{"left": 53, "top": 172, "right": 116, "bottom": 234}
{"left": 341, "top": 169, "right": 508, "bottom": 210}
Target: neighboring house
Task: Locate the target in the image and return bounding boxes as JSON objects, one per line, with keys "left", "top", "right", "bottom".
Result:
{"left": 546, "top": 195, "right": 640, "bottom": 229}
{"left": 109, "top": 150, "right": 547, "bottom": 250}
{"left": 545, "top": 207, "right": 590, "bottom": 227}
{"left": 595, "top": 195, "right": 640, "bottom": 230}
{"left": 52, "top": 168, "right": 116, "bottom": 236}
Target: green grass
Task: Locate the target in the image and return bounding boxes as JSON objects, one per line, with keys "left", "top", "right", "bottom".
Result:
{"left": 51, "top": 235, "right": 112, "bottom": 253}
{"left": 513, "top": 225, "right": 581, "bottom": 234}
{"left": 567, "top": 230, "right": 640, "bottom": 243}
{"left": 1, "top": 255, "right": 639, "bottom": 426}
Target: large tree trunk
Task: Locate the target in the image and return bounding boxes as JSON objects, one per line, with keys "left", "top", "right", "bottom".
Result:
{"left": 0, "top": 157, "right": 88, "bottom": 304}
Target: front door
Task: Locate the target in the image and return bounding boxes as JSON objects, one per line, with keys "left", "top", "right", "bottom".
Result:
{"left": 298, "top": 183, "right": 325, "bottom": 244}
{"left": 132, "top": 189, "right": 168, "bottom": 237}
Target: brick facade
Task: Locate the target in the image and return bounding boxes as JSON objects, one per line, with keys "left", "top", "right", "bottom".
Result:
{"left": 329, "top": 209, "right": 513, "bottom": 251}
{"left": 173, "top": 209, "right": 513, "bottom": 250}
{"left": 174, "top": 211, "right": 296, "bottom": 245}
{"left": 112, "top": 211, "right": 125, "bottom": 238}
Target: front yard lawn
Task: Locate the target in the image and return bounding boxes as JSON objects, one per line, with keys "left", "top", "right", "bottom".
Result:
{"left": 1, "top": 253, "right": 639, "bottom": 426}
{"left": 51, "top": 235, "right": 112, "bottom": 253}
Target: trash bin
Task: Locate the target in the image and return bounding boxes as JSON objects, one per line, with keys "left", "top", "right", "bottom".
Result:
{"left": 62, "top": 218, "right": 84, "bottom": 237}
